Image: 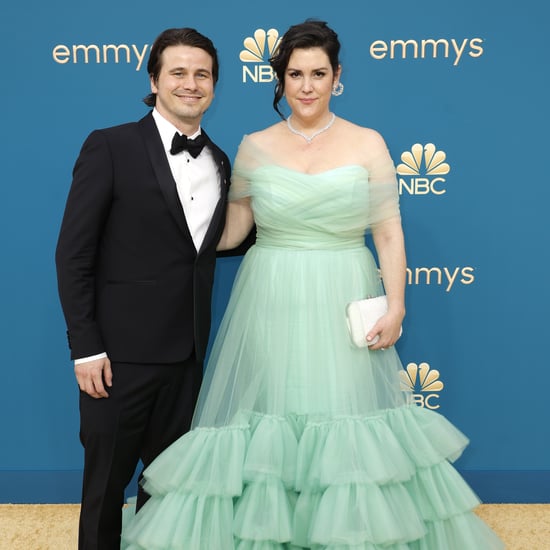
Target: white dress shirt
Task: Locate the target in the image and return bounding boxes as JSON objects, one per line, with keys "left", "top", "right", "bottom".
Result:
{"left": 75, "top": 109, "right": 221, "bottom": 365}
{"left": 152, "top": 108, "right": 221, "bottom": 251}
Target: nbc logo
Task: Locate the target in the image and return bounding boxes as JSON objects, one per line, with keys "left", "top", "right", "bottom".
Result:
{"left": 240, "top": 28, "right": 281, "bottom": 83}
{"left": 400, "top": 362, "right": 444, "bottom": 409}
{"left": 396, "top": 143, "right": 450, "bottom": 195}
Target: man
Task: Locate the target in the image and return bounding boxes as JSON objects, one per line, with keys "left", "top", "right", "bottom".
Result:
{"left": 56, "top": 27, "right": 245, "bottom": 550}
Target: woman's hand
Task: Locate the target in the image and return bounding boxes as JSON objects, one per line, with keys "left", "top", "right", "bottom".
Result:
{"left": 367, "top": 309, "right": 404, "bottom": 350}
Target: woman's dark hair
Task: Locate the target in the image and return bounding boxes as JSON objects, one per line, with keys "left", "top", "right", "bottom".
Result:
{"left": 269, "top": 19, "right": 341, "bottom": 119}
{"left": 143, "top": 27, "right": 219, "bottom": 107}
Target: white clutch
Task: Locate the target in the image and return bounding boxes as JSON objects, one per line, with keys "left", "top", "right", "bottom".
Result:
{"left": 346, "top": 295, "right": 402, "bottom": 348}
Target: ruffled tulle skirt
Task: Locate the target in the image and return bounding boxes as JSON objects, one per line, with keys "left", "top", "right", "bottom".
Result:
{"left": 122, "top": 244, "right": 504, "bottom": 549}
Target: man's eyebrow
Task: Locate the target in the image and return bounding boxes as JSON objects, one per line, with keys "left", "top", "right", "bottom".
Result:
{"left": 168, "top": 66, "right": 212, "bottom": 75}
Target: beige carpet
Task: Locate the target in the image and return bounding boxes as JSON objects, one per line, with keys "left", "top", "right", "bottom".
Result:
{"left": 0, "top": 503, "right": 549, "bottom": 549}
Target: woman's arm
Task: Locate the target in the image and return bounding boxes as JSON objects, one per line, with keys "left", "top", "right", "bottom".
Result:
{"left": 369, "top": 217, "right": 407, "bottom": 349}
{"left": 217, "top": 197, "right": 255, "bottom": 251}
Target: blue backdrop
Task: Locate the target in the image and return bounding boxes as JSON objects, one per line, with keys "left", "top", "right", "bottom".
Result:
{"left": 1, "top": 0, "right": 548, "bottom": 503}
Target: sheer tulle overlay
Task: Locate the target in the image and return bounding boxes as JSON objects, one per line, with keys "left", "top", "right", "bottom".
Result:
{"left": 121, "top": 137, "right": 504, "bottom": 549}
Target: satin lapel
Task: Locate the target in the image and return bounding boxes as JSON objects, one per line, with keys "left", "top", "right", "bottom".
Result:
{"left": 138, "top": 113, "right": 193, "bottom": 240}
{"left": 198, "top": 131, "right": 229, "bottom": 255}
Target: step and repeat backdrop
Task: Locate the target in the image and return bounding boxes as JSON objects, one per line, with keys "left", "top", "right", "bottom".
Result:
{"left": 1, "top": 0, "right": 548, "bottom": 503}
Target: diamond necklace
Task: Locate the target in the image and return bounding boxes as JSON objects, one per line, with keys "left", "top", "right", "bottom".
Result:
{"left": 286, "top": 113, "right": 336, "bottom": 144}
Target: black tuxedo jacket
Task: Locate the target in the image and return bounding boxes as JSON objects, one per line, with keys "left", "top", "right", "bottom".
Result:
{"left": 56, "top": 112, "right": 232, "bottom": 363}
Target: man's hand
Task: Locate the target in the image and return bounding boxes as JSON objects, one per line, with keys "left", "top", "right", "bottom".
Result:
{"left": 75, "top": 357, "right": 113, "bottom": 399}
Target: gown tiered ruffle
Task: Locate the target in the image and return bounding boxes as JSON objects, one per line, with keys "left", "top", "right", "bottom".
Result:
{"left": 121, "top": 137, "right": 504, "bottom": 549}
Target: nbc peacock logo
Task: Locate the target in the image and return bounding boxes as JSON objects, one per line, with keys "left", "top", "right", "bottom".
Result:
{"left": 396, "top": 143, "right": 450, "bottom": 196}
{"left": 400, "top": 362, "right": 444, "bottom": 409}
{"left": 240, "top": 28, "right": 281, "bottom": 83}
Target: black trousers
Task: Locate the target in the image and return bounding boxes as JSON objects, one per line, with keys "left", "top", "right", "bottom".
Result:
{"left": 77, "top": 356, "right": 202, "bottom": 550}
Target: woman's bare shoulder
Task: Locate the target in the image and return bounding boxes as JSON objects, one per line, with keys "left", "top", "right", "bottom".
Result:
{"left": 338, "top": 118, "right": 388, "bottom": 149}
{"left": 245, "top": 121, "right": 286, "bottom": 147}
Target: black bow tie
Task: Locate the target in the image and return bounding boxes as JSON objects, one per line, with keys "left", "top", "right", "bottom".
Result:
{"left": 170, "top": 132, "right": 206, "bottom": 158}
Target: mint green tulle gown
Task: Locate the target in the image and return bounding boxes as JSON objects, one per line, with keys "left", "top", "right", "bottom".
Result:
{"left": 122, "top": 136, "right": 504, "bottom": 549}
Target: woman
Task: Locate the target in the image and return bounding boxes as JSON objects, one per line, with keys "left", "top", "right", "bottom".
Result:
{"left": 123, "top": 20, "right": 504, "bottom": 549}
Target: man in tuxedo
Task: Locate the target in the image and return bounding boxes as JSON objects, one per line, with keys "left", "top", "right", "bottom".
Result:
{"left": 55, "top": 27, "right": 244, "bottom": 550}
